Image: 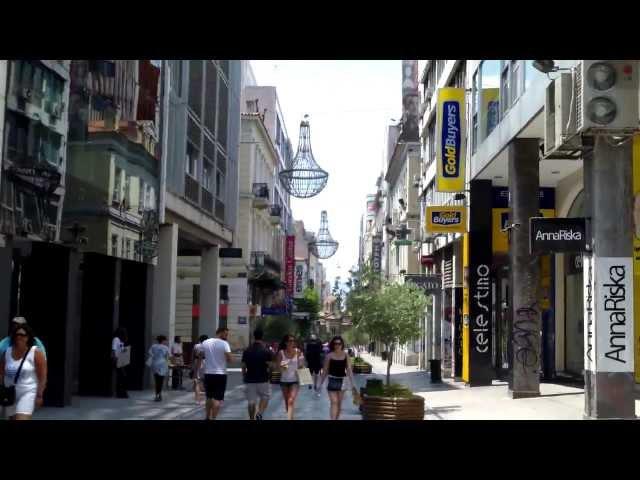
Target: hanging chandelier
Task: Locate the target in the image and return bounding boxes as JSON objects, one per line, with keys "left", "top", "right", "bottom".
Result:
{"left": 309, "top": 211, "right": 339, "bottom": 259}
{"left": 279, "top": 115, "right": 328, "bottom": 198}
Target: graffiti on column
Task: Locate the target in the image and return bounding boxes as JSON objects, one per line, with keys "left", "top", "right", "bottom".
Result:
{"left": 512, "top": 262, "right": 540, "bottom": 372}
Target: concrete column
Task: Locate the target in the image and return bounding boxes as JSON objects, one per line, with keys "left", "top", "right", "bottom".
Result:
{"left": 584, "top": 136, "right": 635, "bottom": 419}
{"left": 0, "top": 244, "right": 12, "bottom": 335}
{"left": 152, "top": 223, "right": 178, "bottom": 340}
{"left": 433, "top": 292, "right": 441, "bottom": 360}
{"left": 508, "top": 138, "right": 541, "bottom": 399}
{"left": 199, "top": 245, "right": 220, "bottom": 338}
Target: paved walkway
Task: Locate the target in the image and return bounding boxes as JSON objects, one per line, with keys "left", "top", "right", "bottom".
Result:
{"left": 31, "top": 354, "right": 640, "bottom": 420}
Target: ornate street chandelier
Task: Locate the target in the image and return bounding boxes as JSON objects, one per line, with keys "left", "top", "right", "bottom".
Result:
{"left": 279, "top": 115, "right": 328, "bottom": 198}
{"left": 309, "top": 211, "right": 339, "bottom": 259}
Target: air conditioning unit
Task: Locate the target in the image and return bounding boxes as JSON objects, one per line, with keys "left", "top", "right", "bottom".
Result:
{"left": 544, "top": 61, "right": 639, "bottom": 158}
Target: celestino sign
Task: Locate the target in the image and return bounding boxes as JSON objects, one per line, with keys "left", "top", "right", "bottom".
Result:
{"left": 426, "top": 206, "right": 467, "bottom": 234}
{"left": 435, "top": 88, "right": 466, "bottom": 192}
{"left": 530, "top": 217, "right": 587, "bottom": 255}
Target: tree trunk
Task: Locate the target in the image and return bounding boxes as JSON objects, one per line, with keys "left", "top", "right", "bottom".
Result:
{"left": 386, "top": 344, "right": 393, "bottom": 386}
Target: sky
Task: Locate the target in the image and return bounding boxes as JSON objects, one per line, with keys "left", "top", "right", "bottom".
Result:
{"left": 251, "top": 60, "right": 402, "bottom": 286}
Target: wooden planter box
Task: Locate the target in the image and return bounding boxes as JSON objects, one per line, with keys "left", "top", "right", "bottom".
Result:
{"left": 361, "top": 394, "right": 425, "bottom": 420}
{"left": 352, "top": 363, "right": 372, "bottom": 374}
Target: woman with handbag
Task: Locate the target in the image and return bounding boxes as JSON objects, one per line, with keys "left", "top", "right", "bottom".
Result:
{"left": 0, "top": 323, "right": 47, "bottom": 420}
{"left": 320, "top": 336, "right": 355, "bottom": 420}
{"left": 277, "top": 334, "right": 304, "bottom": 420}
{"left": 147, "top": 335, "right": 170, "bottom": 401}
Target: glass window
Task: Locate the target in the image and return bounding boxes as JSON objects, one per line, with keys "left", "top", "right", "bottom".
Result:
{"left": 203, "top": 161, "right": 214, "bottom": 191}
{"left": 139, "top": 180, "right": 145, "bottom": 211}
{"left": 5, "top": 112, "right": 29, "bottom": 161}
{"left": 124, "top": 174, "right": 131, "bottom": 207}
{"left": 427, "top": 121, "right": 435, "bottom": 166}
{"left": 217, "top": 149, "right": 226, "bottom": 175}
{"left": 188, "top": 60, "right": 203, "bottom": 119}
{"left": 114, "top": 167, "right": 122, "bottom": 202}
{"left": 510, "top": 60, "right": 521, "bottom": 104}
{"left": 480, "top": 60, "right": 500, "bottom": 139}
{"left": 21, "top": 62, "right": 33, "bottom": 91}
{"left": 218, "top": 73, "right": 229, "bottom": 151}
{"left": 111, "top": 234, "right": 118, "bottom": 256}
{"left": 216, "top": 170, "right": 225, "bottom": 199}
{"left": 186, "top": 142, "right": 199, "bottom": 178}
{"left": 500, "top": 63, "right": 510, "bottom": 117}
{"left": 204, "top": 61, "right": 218, "bottom": 136}
{"left": 126, "top": 239, "right": 132, "bottom": 259}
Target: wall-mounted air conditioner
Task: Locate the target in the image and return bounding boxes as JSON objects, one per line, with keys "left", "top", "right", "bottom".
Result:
{"left": 544, "top": 60, "right": 639, "bottom": 158}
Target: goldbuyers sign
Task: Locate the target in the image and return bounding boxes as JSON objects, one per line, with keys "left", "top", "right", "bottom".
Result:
{"left": 436, "top": 88, "right": 466, "bottom": 192}
{"left": 425, "top": 206, "right": 467, "bottom": 234}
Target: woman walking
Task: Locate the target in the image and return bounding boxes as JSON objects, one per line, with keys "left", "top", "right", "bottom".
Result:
{"left": 0, "top": 323, "right": 47, "bottom": 420}
{"left": 171, "top": 336, "right": 184, "bottom": 390}
{"left": 148, "top": 335, "right": 170, "bottom": 401}
{"left": 112, "top": 327, "right": 129, "bottom": 398}
{"left": 277, "top": 334, "right": 304, "bottom": 420}
{"left": 320, "top": 336, "right": 355, "bottom": 420}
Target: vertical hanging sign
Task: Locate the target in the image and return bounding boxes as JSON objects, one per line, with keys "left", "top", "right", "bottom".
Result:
{"left": 633, "top": 134, "right": 640, "bottom": 382}
{"left": 285, "top": 235, "right": 295, "bottom": 297}
{"left": 436, "top": 87, "right": 466, "bottom": 192}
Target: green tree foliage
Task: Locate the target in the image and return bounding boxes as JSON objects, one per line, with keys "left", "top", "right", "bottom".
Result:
{"left": 255, "top": 315, "right": 297, "bottom": 343}
{"left": 346, "top": 264, "right": 428, "bottom": 385}
{"left": 293, "top": 286, "right": 320, "bottom": 339}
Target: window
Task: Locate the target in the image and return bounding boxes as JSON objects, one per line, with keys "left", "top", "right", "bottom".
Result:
{"left": 216, "top": 169, "right": 225, "bottom": 199}
{"left": 217, "top": 73, "right": 229, "bottom": 151}
{"left": 472, "top": 70, "right": 479, "bottom": 154}
{"left": 126, "top": 239, "right": 132, "bottom": 259}
{"left": 480, "top": 60, "right": 500, "bottom": 139}
{"left": 5, "top": 111, "right": 29, "bottom": 161}
{"left": 121, "top": 237, "right": 126, "bottom": 258}
{"left": 204, "top": 61, "right": 218, "bottom": 136}
{"left": 139, "top": 180, "right": 145, "bottom": 211}
{"left": 134, "top": 240, "right": 141, "bottom": 261}
{"left": 186, "top": 143, "right": 199, "bottom": 178}
{"left": 145, "top": 185, "right": 152, "bottom": 209}
{"left": 111, "top": 234, "right": 118, "bottom": 256}
{"left": 436, "top": 60, "right": 445, "bottom": 83}
{"left": 203, "top": 161, "right": 214, "bottom": 191}
{"left": 188, "top": 60, "right": 203, "bottom": 119}
{"left": 500, "top": 63, "right": 510, "bottom": 117}
{"left": 113, "top": 167, "right": 122, "bottom": 202}
{"left": 510, "top": 60, "right": 521, "bottom": 105}
{"left": 427, "top": 121, "right": 435, "bottom": 167}
{"left": 124, "top": 174, "right": 131, "bottom": 207}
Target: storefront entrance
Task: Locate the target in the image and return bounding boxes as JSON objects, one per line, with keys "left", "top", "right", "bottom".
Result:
{"left": 564, "top": 191, "right": 585, "bottom": 377}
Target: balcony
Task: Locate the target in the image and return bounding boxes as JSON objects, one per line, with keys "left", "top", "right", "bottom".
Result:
{"left": 185, "top": 174, "right": 199, "bottom": 205}
{"left": 268, "top": 204, "right": 281, "bottom": 225}
{"left": 250, "top": 251, "right": 281, "bottom": 274}
{"left": 252, "top": 183, "right": 269, "bottom": 209}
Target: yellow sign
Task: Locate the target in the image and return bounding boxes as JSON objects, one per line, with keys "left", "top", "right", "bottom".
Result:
{"left": 436, "top": 88, "right": 466, "bottom": 192}
{"left": 462, "top": 233, "right": 470, "bottom": 383}
{"left": 426, "top": 206, "right": 467, "bottom": 234}
{"left": 633, "top": 135, "right": 640, "bottom": 383}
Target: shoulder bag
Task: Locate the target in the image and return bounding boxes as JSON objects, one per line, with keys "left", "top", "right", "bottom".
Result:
{"left": 0, "top": 347, "right": 32, "bottom": 407}
{"left": 295, "top": 350, "right": 313, "bottom": 386}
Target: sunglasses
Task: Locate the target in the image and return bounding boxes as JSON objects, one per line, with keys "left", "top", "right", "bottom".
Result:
{"left": 334, "top": 342, "right": 343, "bottom": 346}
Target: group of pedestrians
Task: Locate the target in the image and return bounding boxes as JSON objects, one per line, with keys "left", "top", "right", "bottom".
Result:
{"left": 0, "top": 316, "right": 48, "bottom": 420}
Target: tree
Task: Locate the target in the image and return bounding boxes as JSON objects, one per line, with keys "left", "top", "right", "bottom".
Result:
{"left": 346, "top": 265, "right": 428, "bottom": 385}
{"left": 293, "top": 286, "right": 320, "bottom": 339}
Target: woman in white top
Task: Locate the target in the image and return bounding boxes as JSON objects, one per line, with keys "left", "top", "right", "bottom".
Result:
{"left": 112, "top": 327, "right": 128, "bottom": 399}
{"left": 277, "top": 334, "right": 304, "bottom": 420}
{"left": 148, "top": 335, "right": 170, "bottom": 401}
{"left": 0, "top": 323, "right": 47, "bottom": 420}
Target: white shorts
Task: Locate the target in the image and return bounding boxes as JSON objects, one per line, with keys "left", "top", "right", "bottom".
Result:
{"left": 6, "top": 385, "right": 37, "bottom": 417}
{"left": 245, "top": 383, "right": 271, "bottom": 403}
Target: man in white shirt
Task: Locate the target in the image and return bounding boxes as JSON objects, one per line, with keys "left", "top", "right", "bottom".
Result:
{"left": 196, "top": 327, "right": 232, "bottom": 420}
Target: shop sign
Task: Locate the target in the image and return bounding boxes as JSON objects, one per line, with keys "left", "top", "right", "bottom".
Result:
{"left": 426, "top": 206, "right": 466, "bottom": 234}
{"left": 285, "top": 235, "right": 295, "bottom": 296}
{"left": 435, "top": 87, "right": 466, "bottom": 192}
{"left": 372, "top": 235, "right": 383, "bottom": 272}
{"left": 529, "top": 217, "right": 587, "bottom": 255}
{"left": 594, "top": 257, "right": 634, "bottom": 372}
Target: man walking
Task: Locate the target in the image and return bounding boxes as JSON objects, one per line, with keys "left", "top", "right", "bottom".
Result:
{"left": 197, "top": 327, "right": 233, "bottom": 420}
{"left": 305, "top": 334, "right": 323, "bottom": 395}
{"left": 241, "top": 329, "right": 273, "bottom": 420}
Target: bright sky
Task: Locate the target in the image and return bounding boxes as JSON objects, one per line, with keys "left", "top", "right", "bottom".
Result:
{"left": 251, "top": 60, "right": 402, "bottom": 285}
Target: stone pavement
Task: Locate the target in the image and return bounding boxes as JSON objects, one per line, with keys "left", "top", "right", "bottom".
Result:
{"left": 31, "top": 354, "right": 640, "bottom": 420}
{"left": 33, "top": 367, "right": 368, "bottom": 421}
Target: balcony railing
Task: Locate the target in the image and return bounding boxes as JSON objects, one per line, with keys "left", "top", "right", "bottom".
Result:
{"left": 269, "top": 204, "right": 282, "bottom": 217}
{"left": 250, "top": 251, "right": 281, "bottom": 274}
{"left": 252, "top": 182, "right": 269, "bottom": 199}
{"left": 185, "top": 174, "right": 199, "bottom": 205}
{"left": 201, "top": 187, "right": 214, "bottom": 213}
